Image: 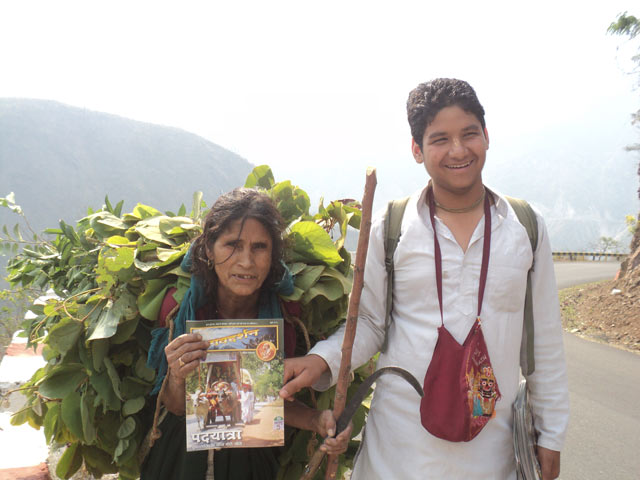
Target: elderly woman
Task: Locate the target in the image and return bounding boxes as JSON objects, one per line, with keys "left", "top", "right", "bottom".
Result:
{"left": 142, "top": 188, "right": 351, "bottom": 480}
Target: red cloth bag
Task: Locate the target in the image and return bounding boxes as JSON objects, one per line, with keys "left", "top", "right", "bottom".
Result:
{"left": 420, "top": 320, "right": 501, "bottom": 442}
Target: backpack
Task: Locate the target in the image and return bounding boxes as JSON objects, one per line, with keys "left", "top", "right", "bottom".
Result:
{"left": 381, "top": 194, "right": 538, "bottom": 376}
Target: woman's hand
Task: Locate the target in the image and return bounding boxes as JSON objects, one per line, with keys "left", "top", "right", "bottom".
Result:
{"left": 314, "top": 410, "right": 353, "bottom": 456}
{"left": 162, "top": 333, "right": 209, "bottom": 414}
{"left": 165, "top": 333, "right": 210, "bottom": 380}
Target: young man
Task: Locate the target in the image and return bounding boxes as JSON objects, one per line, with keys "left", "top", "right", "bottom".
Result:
{"left": 280, "top": 78, "right": 569, "bottom": 479}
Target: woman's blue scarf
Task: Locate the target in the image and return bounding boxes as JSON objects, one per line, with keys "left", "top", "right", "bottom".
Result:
{"left": 147, "top": 250, "right": 294, "bottom": 395}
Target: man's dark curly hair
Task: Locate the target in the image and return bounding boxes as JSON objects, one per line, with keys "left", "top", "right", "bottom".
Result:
{"left": 407, "top": 78, "right": 486, "bottom": 149}
{"left": 190, "top": 188, "right": 286, "bottom": 299}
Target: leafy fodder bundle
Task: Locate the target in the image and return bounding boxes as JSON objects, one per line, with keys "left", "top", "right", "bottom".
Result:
{"left": 2, "top": 166, "right": 372, "bottom": 480}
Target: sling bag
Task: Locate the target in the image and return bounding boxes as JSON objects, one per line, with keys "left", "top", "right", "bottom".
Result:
{"left": 419, "top": 186, "right": 500, "bottom": 441}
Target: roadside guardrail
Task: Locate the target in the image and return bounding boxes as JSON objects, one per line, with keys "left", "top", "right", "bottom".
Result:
{"left": 552, "top": 252, "right": 626, "bottom": 262}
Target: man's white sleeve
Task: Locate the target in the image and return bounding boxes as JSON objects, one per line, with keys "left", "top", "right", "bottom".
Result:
{"left": 308, "top": 213, "right": 389, "bottom": 391}
{"left": 526, "top": 213, "right": 570, "bottom": 451}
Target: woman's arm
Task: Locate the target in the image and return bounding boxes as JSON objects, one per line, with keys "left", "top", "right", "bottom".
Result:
{"left": 285, "top": 400, "right": 353, "bottom": 455}
{"left": 162, "top": 333, "right": 210, "bottom": 415}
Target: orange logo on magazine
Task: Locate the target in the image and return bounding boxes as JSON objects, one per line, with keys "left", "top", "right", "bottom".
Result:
{"left": 256, "top": 341, "right": 276, "bottom": 361}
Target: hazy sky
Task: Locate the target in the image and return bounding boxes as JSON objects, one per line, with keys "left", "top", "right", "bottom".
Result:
{"left": 1, "top": 0, "right": 638, "bottom": 203}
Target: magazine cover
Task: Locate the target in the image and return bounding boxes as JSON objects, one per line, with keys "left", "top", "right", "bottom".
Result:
{"left": 184, "top": 318, "right": 285, "bottom": 452}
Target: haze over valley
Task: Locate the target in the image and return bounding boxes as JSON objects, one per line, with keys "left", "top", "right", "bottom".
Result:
{"left": 0, "top": 98, "right": 637, "bottom": 278}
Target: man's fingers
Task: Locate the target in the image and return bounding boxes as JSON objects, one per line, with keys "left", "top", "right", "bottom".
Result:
{"left": 279, "top": 376, "right": 305, "bottom": 400}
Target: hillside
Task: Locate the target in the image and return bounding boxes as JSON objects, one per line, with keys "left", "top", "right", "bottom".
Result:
{"left": 482, "top": 127, "right": 639, "bottom": 252}
{"left": 0, "top": 99, "right": 255, "bottom": 289}
{"left": 0, "top": 99, "right": 253, "bottom": 235}
{"left": 559, "top": 226, "right": 640, "bottom": 353}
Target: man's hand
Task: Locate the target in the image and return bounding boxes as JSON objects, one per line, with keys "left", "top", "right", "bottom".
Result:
{"left": 279, "top": 354, "right": 329, "bottom": 400}
{"left": 537, "top": 446, "right": 560, "bottom": 480}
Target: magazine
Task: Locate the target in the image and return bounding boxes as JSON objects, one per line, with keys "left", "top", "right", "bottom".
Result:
{"left": 513, "top": 379, "right": 542, "bottom": 480}
{"left": 184, "top": 318, "right": 285, "bottom": 452}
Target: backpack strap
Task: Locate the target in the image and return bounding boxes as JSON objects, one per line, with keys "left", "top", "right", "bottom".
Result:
{"left": 381, "top": 196, "right": 410, "bottom": 353}
{"left": 505, "top": 196, "right": 539, "bottom": 376}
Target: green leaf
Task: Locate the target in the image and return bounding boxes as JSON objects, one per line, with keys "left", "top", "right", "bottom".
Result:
{"left": 88, "top": 293, "right": 135, "bottom": 341}
{"left": 88, "top": 300, "right": 120, "bottom": 341}
{"left": 112, "top": 349, "right": 134, "bottom": 367}
{"left": 10, "top": 406, "right": 29, "bottom": 426}
{"left": 134, "top": 355, "right": 156, "bottom": 382}
{"left": 39, "top": 365, "right": 87, "bottom": 399}
{"left": 133, "top": 216, "right": 175, "bottom": 246}
{"left": 122, "top": 397, "right": 145, "bottom": 416}
{"left": 117, "top": 416, "right": 136, "bottom": 439}
{"left": 351, "top": 403, "right": 368, "bottom": 438}
{"left": 13, "top": 223, "right": 22, "bottom": 241}
{"left": 110, "top": 318, "right": 139, "bottom": 345}
{"left": 81, "top": 390, "right": 97, "bottom": 444}
{"left": 293, "top": 265, "right": 325, "bottom": 291}
{"left": 105, "top": 195, "right": 114, "bottom": 213}
{"left": 91, "top": 338, "right": 109, "bottom": 372}
{"left": 133, "top": 204, "right": 163, "bottom": 220}
{"left": 288, "top": 221, "right": 343, "bottom": 267}
{"left": 287, "top": 262, "right": 307, "bottom": 276}
{"left": 89, "top": 370, "right": 121, "bottom": 411}
{"left": 46, "top": 317, "right": 83, "bottom": 355}
{"left": 56, "top": 442, "right": 83, "bottom": 479}
{"left": 103, "top": 357, "right": 123, "bottom": 400}
{"left": 190, "top": 191, "right": 205, "bottom": 221}
{"left": 319, "top": 267, "right": 353, "bottom": 294}
{"left": 86, "top": 211, "right": 128, "bottom": 237}
{"left": 137, "top": 278, "right": 173, "bottom": 321}
{"left": 121, "top": 376, "right": 152, "bottom": 399}
{"left": 301, "top": 277, "right": 344, "bottom": 303}
{"left": 43, "top": 402, "right": 60, "bottom": 443}
{"left": 316, "top": 389, "right": 333, "bottom": 411}
{"left": 102, "top": 246, "right": 135, "bottom": 272}
{"left": 61, "top": 391, "right": 84, "bottom": 441}
{"left": 81, "top": 445, "right": 118, "bottom": 475}
{"left": 245, "top": 165, "right": 275, "bottom": 189}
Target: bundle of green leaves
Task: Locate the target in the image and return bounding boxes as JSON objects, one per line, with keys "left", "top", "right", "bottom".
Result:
{"left": 3, "top": 165, "right": 372, "bottom": 480}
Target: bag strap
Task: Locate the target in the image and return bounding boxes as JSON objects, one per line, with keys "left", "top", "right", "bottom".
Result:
{"left": 381, "top": 193, "right": 539, "bottom": 375}
{"left": 505, "top": 196, "right": 539, "bottom": 376}
{"left": 381, "top": 196, "right": 410, "bottom": 352}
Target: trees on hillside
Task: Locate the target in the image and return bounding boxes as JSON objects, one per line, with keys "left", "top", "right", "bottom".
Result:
{"left": 609, "top": 12, "right": 640, "bottom": 198}
{"left": 609, "top": 12, "right": 640, "bottom": 278}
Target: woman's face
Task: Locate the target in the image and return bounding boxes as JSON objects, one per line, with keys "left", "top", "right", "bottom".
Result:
{"left": 206, "top": 217, "right": 273, "bottom": 303}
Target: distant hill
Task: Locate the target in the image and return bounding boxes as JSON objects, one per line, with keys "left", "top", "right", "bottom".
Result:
{"left": 0, "top": 99, "right": 254, "bottom": 281}
{"left": 482, "top": 126, "right": 639, "bottom": 252}
{"left": 0, "top": 99, "right": 253, "bottom": 228}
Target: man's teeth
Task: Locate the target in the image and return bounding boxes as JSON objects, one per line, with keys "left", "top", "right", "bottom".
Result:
{"left": 446, "top": 162, "right": 471, "bottom": 169}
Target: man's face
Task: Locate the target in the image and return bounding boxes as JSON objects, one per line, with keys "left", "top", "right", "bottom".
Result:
{"left": 412, "top": 105, "right": 489, "bottom": 198}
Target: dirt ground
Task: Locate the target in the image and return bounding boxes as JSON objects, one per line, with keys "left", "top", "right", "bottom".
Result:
{"left": 559, "top": 279, "right": 640, "bottom": 353}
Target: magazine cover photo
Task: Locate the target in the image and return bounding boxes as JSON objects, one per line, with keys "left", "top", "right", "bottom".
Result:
{"left": 184, "top": 318, "right": 285, "bottom": 452}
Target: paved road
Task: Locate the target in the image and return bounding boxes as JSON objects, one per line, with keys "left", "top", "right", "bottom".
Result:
{"left": 561, "top": 332, "right": 640, "bottom": 479}
{"left": 553, "top": 261, "right": 621, "bottom": 289}
{"left": 553, "top": 261, "right": 640, "bottom": 479}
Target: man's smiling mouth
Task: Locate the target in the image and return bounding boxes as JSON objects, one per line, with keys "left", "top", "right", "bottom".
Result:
{"left": 445, "top": 161, "right": 472, "bottom": 170}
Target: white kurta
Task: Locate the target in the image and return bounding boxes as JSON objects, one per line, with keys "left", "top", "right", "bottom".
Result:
{"left": 310, "top": 187, "right": 569, "bottom": 480}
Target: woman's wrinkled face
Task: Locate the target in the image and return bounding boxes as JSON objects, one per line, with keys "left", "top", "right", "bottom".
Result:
{"left": 207, "top": 217, "right": 272, "bottom": 302}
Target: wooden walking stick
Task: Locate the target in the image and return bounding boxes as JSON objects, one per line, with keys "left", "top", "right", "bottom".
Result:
{"left": 299, "top": 167, "right": 377, "bottom": 480}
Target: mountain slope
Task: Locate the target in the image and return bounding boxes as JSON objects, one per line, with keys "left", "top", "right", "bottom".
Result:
{"left": 0, "top": 99, "right": 253, "bottom": 233}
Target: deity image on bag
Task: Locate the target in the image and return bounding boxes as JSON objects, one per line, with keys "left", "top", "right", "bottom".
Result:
{"left": 468, "top": 365, "right": 499, "bottom": 418}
